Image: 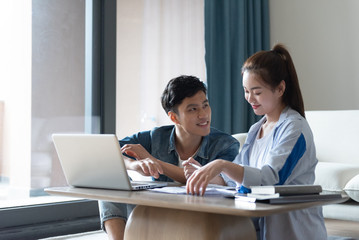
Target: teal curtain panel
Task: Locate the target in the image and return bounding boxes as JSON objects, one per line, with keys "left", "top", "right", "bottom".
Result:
{"left": 205, "top": 0, "right": 270, "bottom": 134}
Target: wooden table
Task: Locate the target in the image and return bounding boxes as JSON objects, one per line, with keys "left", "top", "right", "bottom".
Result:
{"left": 46, "top": 187, "right": 347, "bottom": 240}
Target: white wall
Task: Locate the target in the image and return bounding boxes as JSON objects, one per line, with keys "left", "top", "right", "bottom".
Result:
{"left": 269, "top": 0, "right": 359, "bottom": 110}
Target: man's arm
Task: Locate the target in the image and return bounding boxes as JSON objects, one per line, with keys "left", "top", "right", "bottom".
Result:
{"left": 156, "top": 161, "right": 186, "bottom": 184}
{"left": 122, "top": 144, "right": 186, "bottom": 183}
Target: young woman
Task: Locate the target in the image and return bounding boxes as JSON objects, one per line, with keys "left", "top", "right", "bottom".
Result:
{"left": 184, "top": 45, "right": 327, "bottom": 240}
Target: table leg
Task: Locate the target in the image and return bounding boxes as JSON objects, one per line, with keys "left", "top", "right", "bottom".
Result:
{"left": 124, "top": 205, "right": 256, "bottom": 240}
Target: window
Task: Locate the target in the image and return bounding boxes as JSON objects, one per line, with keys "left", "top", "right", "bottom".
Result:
{"left": 0, "top": 0, "right": 205, "bottom": 238}
{"left": 0, "top": 0, "right": 116, "bottom": 238}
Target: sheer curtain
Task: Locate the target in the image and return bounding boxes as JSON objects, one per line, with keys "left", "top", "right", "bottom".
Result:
{"left": 116, "top": 0, "right": 205, "bottom": 138}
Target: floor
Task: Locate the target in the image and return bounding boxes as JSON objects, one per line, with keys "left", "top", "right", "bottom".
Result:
{"left": 41, "top": 219, "right": 359, "bottom": 240}
{"left": 325, "top": 219, "right": 359, "bottom": 239}
{"left": 40, "top": 230, "right": 107, "bottom": 240}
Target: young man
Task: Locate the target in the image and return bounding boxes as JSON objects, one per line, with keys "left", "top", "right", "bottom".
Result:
{"left": 99, "top": 75, "right": 239, "bottom": 240}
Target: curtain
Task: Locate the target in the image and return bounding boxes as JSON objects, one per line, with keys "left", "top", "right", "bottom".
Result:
{"left": 139, "top": 0, "right": 206, "bottom": 130}
{"left": 205, "top": 0, "right": 270, "bottom": 134}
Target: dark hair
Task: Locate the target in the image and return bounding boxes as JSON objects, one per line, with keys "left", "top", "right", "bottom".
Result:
{"left": 161, "top": 75, "right": 207, "bottom": 113}
{"left": 241, "top": 44, "right": 305, "bottom": 118}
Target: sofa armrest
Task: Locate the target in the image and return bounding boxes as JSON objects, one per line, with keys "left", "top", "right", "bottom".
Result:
{"left": 232, "top": 133, "right": 247, "bottom": 153}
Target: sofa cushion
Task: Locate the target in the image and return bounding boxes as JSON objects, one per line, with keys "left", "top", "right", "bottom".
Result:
{"left": 344, "top": 174, "right": 359, "bottom": 202}
{"left": 323, "top": 200, "right": 359, "bottom": 221}
{"left": 314, "top": 162, "right": 359, "bottom": 193}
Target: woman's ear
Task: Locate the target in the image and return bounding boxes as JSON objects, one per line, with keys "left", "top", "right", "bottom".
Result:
{"left": 277, "top": 80, "right": 286, "bottom": 97}
{"left": 168, "top": 111, "right": 179, "bottom": 124}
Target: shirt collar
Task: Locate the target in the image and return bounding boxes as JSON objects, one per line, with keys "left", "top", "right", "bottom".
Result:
{"left": 168, "top": 127, "right": 209, "bottom": 160}
{"left": 196, "top": 135, "right": 208, "bottom": 159}
{"left": 168, "top": 127, "right": 176, "bottom": 154}
{"left": 247, "top": 106, "right": 291, "bottom": 142}
{"left": 277, "top": 106, "right": 290, "bottom": 125}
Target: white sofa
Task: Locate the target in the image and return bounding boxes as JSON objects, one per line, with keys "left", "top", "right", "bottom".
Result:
{"left": 233, "top": 110, "right": 359, "bottom": 222}
{"left": 306, "top": 110, "right": 359, "bottom": 222}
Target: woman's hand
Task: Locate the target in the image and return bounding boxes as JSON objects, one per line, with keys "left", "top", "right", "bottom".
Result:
{"left": 186, "top": 159, "right": 225, "bottom": 196}
{"left": 127, "top": 158, "right": 163, "bottom": 179}
{"left": 182, "top": 157, "right": 202, "bottom": 180}
{"left": 121, "top": 144, "right": 152, "bottom": 160}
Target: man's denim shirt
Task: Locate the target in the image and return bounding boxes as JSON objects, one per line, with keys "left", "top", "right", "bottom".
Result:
{"left": 120, "top": 125, "right": 239, "bottom": 182}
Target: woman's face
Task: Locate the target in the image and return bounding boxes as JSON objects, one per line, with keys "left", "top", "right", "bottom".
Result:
{"left": 242, "top": 71, "right": 285, "bottom": 117}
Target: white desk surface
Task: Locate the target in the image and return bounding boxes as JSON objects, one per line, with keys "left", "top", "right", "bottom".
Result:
{"left": 46, "top": 186, "right": 347, "bottom": 218}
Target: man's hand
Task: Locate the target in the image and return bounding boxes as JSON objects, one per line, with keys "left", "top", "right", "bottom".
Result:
{"left": 127, "top": 158, "right": 164, "bottom": 179}
{"left": 182, "top": 157, "right": 202, "bottom": 180}
{"left": 121, "top": 144, "right": 152, "bottom": 160}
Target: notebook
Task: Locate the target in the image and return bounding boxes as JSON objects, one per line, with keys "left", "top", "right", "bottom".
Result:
{"left": 235, "top": 192, "right": 343, "bottom": 204}
{"left": 52, "top": 134, "right": 167, "bottom": 190}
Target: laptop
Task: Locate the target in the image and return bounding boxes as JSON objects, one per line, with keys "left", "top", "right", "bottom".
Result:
{"left": 52, "top": 134, "right": 167, "bottom": 190}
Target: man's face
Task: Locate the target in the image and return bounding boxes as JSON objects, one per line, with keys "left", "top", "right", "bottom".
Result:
{"left": 173, "top": 91, "right": 211, "bottom": 137}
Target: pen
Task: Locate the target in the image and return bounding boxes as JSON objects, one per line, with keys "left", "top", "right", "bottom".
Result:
{"left": 189, "top": 162, "right": 201, "bottom": 169}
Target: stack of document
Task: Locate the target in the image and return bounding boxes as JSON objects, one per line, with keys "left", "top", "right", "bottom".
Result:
{"left": 250, "top": 184, "right": 322, "bottom": 195}
{"left": 236, "top": 185, "right": 342, "bottom": 204}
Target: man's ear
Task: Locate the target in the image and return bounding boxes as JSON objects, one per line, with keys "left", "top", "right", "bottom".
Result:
{"left": 168, "top": 111, "right": 179, "bottom": 124}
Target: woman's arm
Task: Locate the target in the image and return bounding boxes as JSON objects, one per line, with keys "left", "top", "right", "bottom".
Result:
{"left": 183, "top": 158, "right": 225, "bottom": 185}
{"left": 186, "top": 159, "right": 244, "bottom": 196}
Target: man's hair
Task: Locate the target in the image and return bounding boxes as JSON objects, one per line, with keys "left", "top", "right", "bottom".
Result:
{"left": 161, "top": 75, "right": 207, "bottom": 113}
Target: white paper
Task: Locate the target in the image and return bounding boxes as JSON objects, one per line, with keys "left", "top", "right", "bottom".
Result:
{"left": 148, "top": 185, "right": 236, "bottom": 196}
